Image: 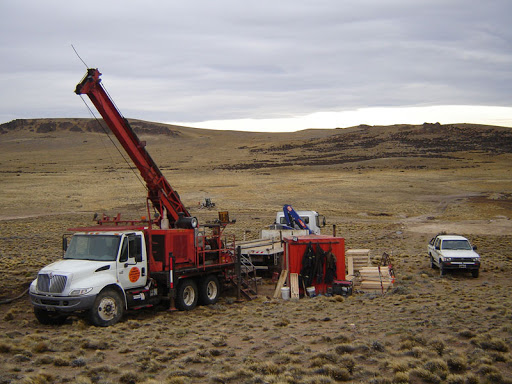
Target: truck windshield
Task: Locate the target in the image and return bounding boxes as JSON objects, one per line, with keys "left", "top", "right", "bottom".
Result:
{"left": 64, "top": 235, "right": 121, "bottom": 261}
{"left": 442, "top": 240, "right": 472, "bottom": 250}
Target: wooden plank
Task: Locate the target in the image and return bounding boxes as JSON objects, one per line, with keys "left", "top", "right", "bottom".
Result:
{"left": 361, "top": 281, "right": 393, "bottom": 290}
{"left": 347, "top": 256, "right": 354, "bottom": 276}
{"left": 345, "top": 275, "right": 356, "bottom": 282}
{"left": 346, "top": 249, "right": 371, "bottom": 255}
{"left": 273, "top": 269, "right": 288, "bottom": 299}
{"left": 290, "top": 273, "right": 299, "bottom": 299}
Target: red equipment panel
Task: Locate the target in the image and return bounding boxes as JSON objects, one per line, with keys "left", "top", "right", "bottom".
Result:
{"left": 148, "top": 229, "right": 196, "bottom": 272}
{"left": 283, "top": 235, "right": 345, "bottom": 294}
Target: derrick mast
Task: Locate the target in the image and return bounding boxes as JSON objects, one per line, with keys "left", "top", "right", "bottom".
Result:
{"left": 75, "top": 68, "right": 191, "bottom": 227}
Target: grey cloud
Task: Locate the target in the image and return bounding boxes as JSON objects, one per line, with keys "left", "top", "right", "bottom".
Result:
{"left": 0, "top": 0, "right": 511, "bottom": 125}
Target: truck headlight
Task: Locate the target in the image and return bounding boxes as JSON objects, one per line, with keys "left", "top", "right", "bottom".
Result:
{"left": 444, "top": 258, "right": 452, "bottom": 262}
{"left": 69, "top": 288, "right": 93, "bottom": 296}
{"left": 29, "top": 280, "right": 37, "bottom": 293}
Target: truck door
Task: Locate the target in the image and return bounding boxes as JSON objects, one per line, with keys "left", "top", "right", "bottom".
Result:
{"left": 117, "top": 234, "right": 147, "bottom": 289}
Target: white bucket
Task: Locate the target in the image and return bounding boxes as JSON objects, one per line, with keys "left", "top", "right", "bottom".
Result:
{"left": 281, "top": 287, "right": 290, "bottom": 300}
{"left": 306, "top": 286, "right": 316, "bottom": 297}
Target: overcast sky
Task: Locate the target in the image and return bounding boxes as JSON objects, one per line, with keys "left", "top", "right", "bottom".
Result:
{"left": 1, "top": 0, "right": 511, "bottom": 132}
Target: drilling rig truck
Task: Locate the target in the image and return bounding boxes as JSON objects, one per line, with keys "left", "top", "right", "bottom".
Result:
{"left": 29, "top": 69, "right": 237, "bottom": 326}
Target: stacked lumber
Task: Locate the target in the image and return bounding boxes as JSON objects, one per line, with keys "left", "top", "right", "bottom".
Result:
{"left": 359, "top": 266, "right": 394, "bottom": 292}
{"left": 346, "top": 249, "right": 371, "bottom": 282}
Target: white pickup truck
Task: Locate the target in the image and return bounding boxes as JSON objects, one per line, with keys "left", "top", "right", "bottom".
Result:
{"left": 428, "top": 234, "right": 481, "bottom": 277}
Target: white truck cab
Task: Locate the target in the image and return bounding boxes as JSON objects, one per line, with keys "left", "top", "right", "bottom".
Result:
{"left": 30, "top": 230, "right": 153, "bottom": 326}
{"left": 274, "top": 210, "right": 325, "bottom": 235}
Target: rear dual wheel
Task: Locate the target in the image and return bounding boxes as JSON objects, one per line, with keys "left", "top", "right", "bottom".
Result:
{"left": 176, "top": 279, "right": 198, "bottom": 311}
{"left": 176, "top": 275, "right": 221, "bottom": 311}
{"left": 199, "top": 275, "right": 220, "bottom": 305}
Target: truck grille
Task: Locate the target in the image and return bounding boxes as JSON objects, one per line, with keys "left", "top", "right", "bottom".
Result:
{"left": 452, "top": 258, "right": 478, "bottom": 263}
{"left": 36, "top": 274, "right": 67, "bottom": 293}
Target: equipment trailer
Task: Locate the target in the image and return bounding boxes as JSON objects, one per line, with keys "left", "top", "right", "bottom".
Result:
{"left": 29, "top": 69, "right": 237, "bottom": 326}
{"left": 238, "top": 205, "right": 325, "bottom": 271}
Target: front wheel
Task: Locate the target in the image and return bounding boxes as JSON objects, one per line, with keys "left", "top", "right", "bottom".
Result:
{"left": 89, "top": 289, "right": 124, "bottom": 327}
{"left": 430, "top": 256, "right": 435, "bottom": 269}
{"left": 471, "top": 269, "right": 479, "bottom": 278}
{"left": 440, "top": 265, "right": 446, "bottom": 277}
{"left": 34, "top": 308, "right": 68, "bottom": 325}
{"left": 176, "top": 279, "right": 198, "bottom": 311}
{"left": 199, "top": 275, "right": 221, "bottom": 305}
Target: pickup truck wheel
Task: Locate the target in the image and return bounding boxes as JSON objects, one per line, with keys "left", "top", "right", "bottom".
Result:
{"left": 440, "top": 266, "right": 446, "bottom": 277}
{"left": 34, "top": 308, "right": 68, "bottom": 325}
{"left": 472, "top": 270, "right": 479, "bottom": 278}
{"left": 176, "top": 279, "right": 198, "bottom": 311}
{"left": 199, "top": 275, "right": 220, "bottom": 305}
{"left": 89, "top": 289, "right": 124, "bottom": 327}
{"left": 430, "top": 256, "right": 435, "bottom": 269}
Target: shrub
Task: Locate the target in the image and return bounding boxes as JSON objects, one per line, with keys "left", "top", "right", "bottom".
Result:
{"left": 339, "top": 355, "right": 356, "bottom": 374}
{"left": 424, "top": 358, "right": 448, "bottom": 375}
{"left": 335, "top": 344, "right": 356, "bottom": 354}
{"left": 0, "top": 342, "right": 12, "bottom": 353}
{"left": 392, "top": 372, "right": 409, "bottom": 384}
{"left": 471, "top": 336, "right": 509, "bottom": 352}
{"left": 119, "top": 371, "right": 142, "bottom": 384}
{"left": 71, "top": 357, "right": 86, "bottom": 367}
{"left": 444, "top": 374, "right": 465, "bottom": 384}
{"left": 372, "top": 340, "right": 386, "bottom": 352}
{"left": 458, "top": 329, "right": 476, "bottom": 339}
{"left": 303, "top": 374, "right": 336, "bottom": 384}
{"left": 447, "top": 355, "right": 467, "bottom": 373}
{"left": 409, "top": 367, "right": 441, "bottom": 384}
{"left": 19, "top": 373, "right": 55, "bottom": 384}
{"left": 430, "top": 340, "right": 446, "bottom": 356}
{"left": 315, "top": 364, "right": 351, "bottom": 381}
{"left": 477, "top": 364, "right": 501, "bottom": 378}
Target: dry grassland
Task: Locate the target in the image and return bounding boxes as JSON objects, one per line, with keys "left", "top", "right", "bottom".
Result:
{"left": 0, "top": 120, "right": 511, "bottom": 383}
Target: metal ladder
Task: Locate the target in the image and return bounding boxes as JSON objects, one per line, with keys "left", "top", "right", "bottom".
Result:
{"left": 238, "top": 253, "right": 259, "bottom": 300}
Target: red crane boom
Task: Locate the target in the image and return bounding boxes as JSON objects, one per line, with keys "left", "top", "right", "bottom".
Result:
{"left": 75, "top": 68, "right": 190, "bottom": 227}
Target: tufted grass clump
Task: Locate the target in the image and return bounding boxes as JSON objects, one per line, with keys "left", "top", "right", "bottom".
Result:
{"left": 409, "top": 367, "right": 442, "bottom": 384}
{"left": 446, "top": 355, "right": 467, "bottom": 373}
{"left": 471, "top": 335, "right": 509, "bottom": 352}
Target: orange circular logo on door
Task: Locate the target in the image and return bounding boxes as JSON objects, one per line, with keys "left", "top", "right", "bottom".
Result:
{"left": 129, "top": 267, "right": 140, "bottom": 283}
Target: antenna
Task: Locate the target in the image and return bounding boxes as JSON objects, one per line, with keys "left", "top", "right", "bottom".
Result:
{"left": 71, "top": 44, "right": 88, "bottom": 68}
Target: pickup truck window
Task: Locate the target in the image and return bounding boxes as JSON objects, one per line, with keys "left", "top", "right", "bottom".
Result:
{"left": 64, "top": 235, "right": 121, "bottom": 261}
{"left": 441, "top": 240, "right": 472, "bottom": 250}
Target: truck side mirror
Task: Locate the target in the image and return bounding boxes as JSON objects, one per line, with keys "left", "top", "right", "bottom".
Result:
{"left": 62, "top": 236, "right": 68, "bottom": 251}
{"left": 322, "top": 217, "right": 326, "bottom": 227}
{"left": 435, "top": 245, "right": 440, "bottom": 250}
{"left": 473, "top": 246, "right": 477, "bottom": 251}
